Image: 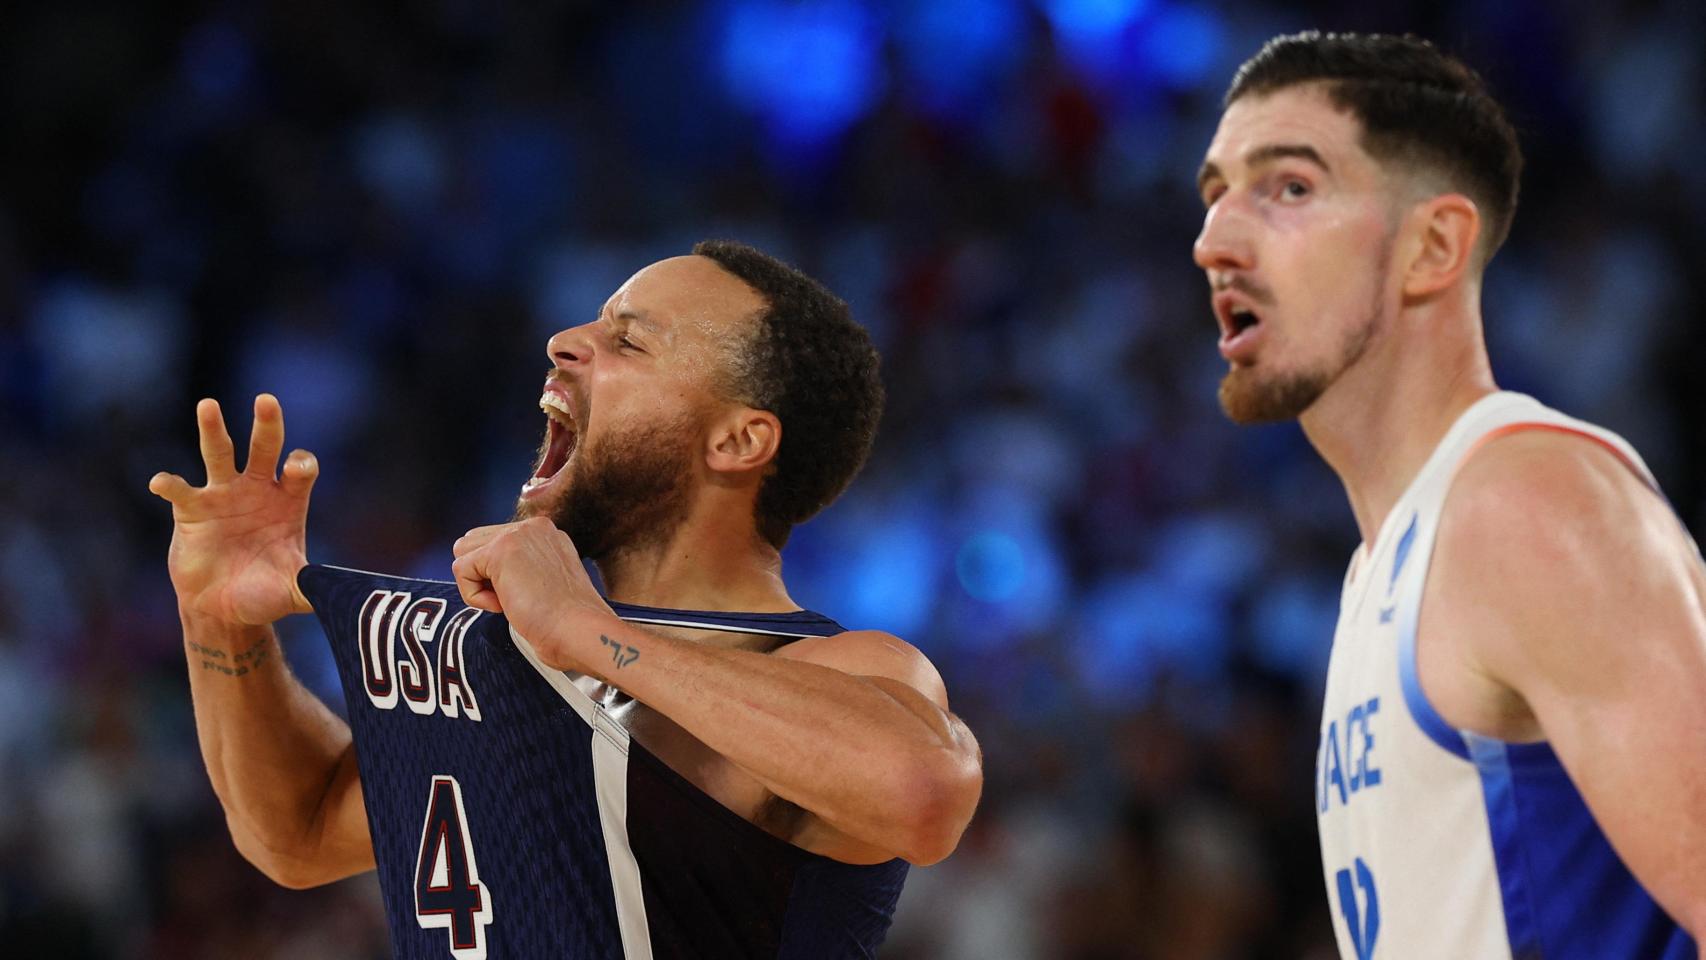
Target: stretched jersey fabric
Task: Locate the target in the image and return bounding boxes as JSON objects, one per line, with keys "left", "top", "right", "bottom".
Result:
{"left": 298, "top": 565, "right": 908, "bottom": 959}
{"left": 1317, "top": 391, "right": 1695, "bottom": 959}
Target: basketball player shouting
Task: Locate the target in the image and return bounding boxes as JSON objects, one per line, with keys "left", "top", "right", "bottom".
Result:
{"left": 1195, "top": 33, "right": 1703, "bottom": 959}
{"left": 149, "top": 242, "right": 982, "bottom": 958}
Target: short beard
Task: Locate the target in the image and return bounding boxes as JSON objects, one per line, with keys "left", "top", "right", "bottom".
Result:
{"left": 516, "top": 417, "right": 698, "bottom": 564}
{"left": 1218, "top": 238, "right": 1389, "bottom": 425}
{"left": 1219, "top": 364, "right": 1341, "bottom": 424}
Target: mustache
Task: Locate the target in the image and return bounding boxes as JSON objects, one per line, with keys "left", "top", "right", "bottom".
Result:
{"left": 1212, "top": 274, "right": 1275, "bottom": 306}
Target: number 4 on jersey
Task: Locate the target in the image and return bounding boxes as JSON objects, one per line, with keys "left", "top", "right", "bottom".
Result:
{"left": 415, "top": 775, "right": 494, "bottom": 959}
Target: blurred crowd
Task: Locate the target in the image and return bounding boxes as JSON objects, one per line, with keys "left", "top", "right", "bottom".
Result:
{"left": 2, "top": 1, "right": 1702, "bottom": 957}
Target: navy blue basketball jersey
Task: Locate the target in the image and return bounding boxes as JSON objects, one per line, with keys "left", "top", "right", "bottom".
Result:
{"left": 298, "top": 564, "right": 908, "bottom": 959}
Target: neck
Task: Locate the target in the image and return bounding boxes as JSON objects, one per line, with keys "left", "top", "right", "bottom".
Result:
{"left": 593, "top": 492, "right": 797, "bottom": 613}
{"left": 1298, "top": 301, "right": 1497, "bottom": 549}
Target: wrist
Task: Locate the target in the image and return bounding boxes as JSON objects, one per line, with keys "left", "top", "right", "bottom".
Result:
{"left": 178, "top": 603, "right": 274, "bottom": 641}
{"left": 546, "top": 609, "right": 650, "bottom": 680}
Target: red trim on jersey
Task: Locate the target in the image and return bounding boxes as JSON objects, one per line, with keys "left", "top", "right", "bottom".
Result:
{"left": 1454, "top": 422, "right": 1651, "bottom": 491}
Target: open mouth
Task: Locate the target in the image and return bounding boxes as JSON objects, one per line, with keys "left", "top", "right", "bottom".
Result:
{"left": 521, "top": 390, "right": 579, "bottom": 497}
{"left": 1215, "top": 296, "right": 1267, "bottom": 363}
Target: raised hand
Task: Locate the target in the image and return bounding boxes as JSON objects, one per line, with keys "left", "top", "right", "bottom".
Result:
{"left": 150, "top": 394, "right": 319, "bottom": 626}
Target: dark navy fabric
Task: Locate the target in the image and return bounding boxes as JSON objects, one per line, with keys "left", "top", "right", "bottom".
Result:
{"left": 625, "top": 742, "right": 908, "bottom": 959}
{"left": 300, "top": 563, "right": 908, "bottom": 959}
{"left": 303, "top": 564, "right": 626, "bottom": 958}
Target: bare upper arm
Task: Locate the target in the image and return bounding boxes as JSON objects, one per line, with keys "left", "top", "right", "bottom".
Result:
{"left": 1430, "top": 429, "right": 1706, "bottom": 932}
{"left": 774, "top": 629, "right": 952, "bottom": 711}
{"left": 768, "top": 630, "right": 980, "bottom": 863}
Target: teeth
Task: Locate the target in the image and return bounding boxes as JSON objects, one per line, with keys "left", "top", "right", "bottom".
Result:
{"left": 539, "top": 392, "right": 575, "bottom": 425}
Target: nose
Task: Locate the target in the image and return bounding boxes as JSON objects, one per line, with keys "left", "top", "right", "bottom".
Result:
{"left": 547, "top": 322, "right": 596, "bottom": 372}
{"left": 1192, "top": 198, "right": 1255, "bottom": 275}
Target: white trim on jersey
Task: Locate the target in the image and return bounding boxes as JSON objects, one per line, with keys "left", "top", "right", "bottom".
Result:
{"left": 508, "top": 625, "right": 655, "bottom": 960}
{"left": 615, "top": 615, "right": 824, "bottom": 638}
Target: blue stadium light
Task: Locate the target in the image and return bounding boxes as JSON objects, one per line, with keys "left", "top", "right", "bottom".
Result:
{"left": 716, "top": 0, "right": 884, "bottom": 153}
{"left": 1038, "top": 0, "right": 1150, "bottom": 39}
{"left": 955, "top": 531, "right": 1028, "bottom": 603}
{"left": 781, "top": 491, "right": 946, "bottom": 640}
{"left": 844, "top": 512, "right": 941, "bottom": 638}
{"left": 1138, "top": 3, "right": 1225, "bottom": 90}
{"left": 1038, "top": 0, "right": 1150, "bottom": 78}
{"left": 1076, "top": 571, "right": 1230, "bottom": 707}
{"left": 949, "top": 518, "right": 1069, "bottom": 651}
{"left": 892, "top": 0, "right": 1025, "bottom": 116}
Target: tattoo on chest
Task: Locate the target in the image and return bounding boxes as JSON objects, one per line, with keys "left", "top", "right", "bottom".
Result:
{"left": 187, "top": 636, "right": 272, "bottom": 678}
{"left": 600, "top": 634, "right": 640, "bottom": 669}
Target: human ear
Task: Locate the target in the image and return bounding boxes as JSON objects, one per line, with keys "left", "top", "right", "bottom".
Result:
{"left": 1402, "top": 193, "right": 1481, "bottom": 300}
{"left": 705, "top": 408, "right": 780, "bottom": 476}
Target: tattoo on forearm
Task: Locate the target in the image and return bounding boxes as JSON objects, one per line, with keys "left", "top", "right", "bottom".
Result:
{"left": 186, "top": 636, "right": 273, "bottom": 678}
{"left": 600, "top": 635, "right": 639, "bottom": 669}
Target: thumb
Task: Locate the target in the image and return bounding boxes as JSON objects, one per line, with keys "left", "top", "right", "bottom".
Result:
{"left": 281, "top": 449, "right": 320, "bottom": 499}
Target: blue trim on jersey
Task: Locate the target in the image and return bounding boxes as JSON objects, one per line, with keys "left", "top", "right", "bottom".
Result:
{"left": 1386, "top": 513, "right": 1418, "bottom": 598}
{"left": 1466, "top": 734, "right": 1542, "bottom": 958}
{"left": 1465, "top": 733, "right": 1697, "bottom": 959}
{"left": 1405, "top": 610, "right": 1694, "bottom": 958}
{"left": 1396, "top": 598, "right": 1472, "bottom": 759}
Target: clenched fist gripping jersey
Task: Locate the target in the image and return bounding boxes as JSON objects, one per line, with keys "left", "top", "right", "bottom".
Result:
{"left": 1317, "top": 392, "right": 1694, "bottom": 959}
{"left": 298, "top": 565, "right": 907, "bottom": 960}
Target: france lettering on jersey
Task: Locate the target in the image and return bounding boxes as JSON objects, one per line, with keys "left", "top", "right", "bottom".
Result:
{"left": 1316, "top": 392, "right": 1696, "bottom": 960}
{"left": 297, "top": 564, "right": 907, "bottom": 959}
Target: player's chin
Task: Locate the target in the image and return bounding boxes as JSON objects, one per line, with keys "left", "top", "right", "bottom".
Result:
{"left": 1218, "top": 366, "right": 1322, "bottom": 425}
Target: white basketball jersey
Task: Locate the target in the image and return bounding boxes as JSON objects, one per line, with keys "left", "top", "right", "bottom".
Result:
{"left": 1316, "top": 391, "right": 1695, "bottom": 960}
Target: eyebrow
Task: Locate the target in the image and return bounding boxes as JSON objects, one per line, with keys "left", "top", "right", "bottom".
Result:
{"left": 607, "top": 308, "right": 662, "bottom": 334}
{"left": 1197, "top": 143, "right": 1332, "bottom": 197}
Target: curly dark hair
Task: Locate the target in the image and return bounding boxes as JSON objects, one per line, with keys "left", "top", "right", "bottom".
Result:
{"left": 691, "top": 239, "right": 884, "bottom": 549}
{"left": 1227, "top": 32, "right": 1523, "bottom": 262}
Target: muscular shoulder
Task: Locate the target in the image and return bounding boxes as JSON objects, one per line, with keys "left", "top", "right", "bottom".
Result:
{"left": 773, "top": 631, "right": 951, "bottom": 711}
{"left": 1444, "top": 428, "right": 1663, "bottom": 587}
{"left": 1434, "top": 426, "right": 1680, "bottom": 691}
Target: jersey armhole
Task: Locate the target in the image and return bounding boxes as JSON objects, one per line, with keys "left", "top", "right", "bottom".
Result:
{"left": 1400, "top": 420, "right": 1654, "bottom": 764}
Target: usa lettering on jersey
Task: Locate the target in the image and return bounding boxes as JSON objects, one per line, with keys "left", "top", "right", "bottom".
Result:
{"left": 357, "top": 590, "right": 484, "bottom": 721}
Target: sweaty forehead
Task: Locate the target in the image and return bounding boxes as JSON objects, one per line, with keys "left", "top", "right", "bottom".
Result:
{"left": 1205, "top": 84, "right": 1365, "bottom": 174}
{"left": 604, "top": 255, "right": 765, "bottom": 343}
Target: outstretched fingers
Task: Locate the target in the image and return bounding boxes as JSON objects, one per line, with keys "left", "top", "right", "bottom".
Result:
{"left": 197, "top": 398, "right": 238, "bottom": 483}
{"left": 245, "top": 393, "right": 287, "bottom": 479}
